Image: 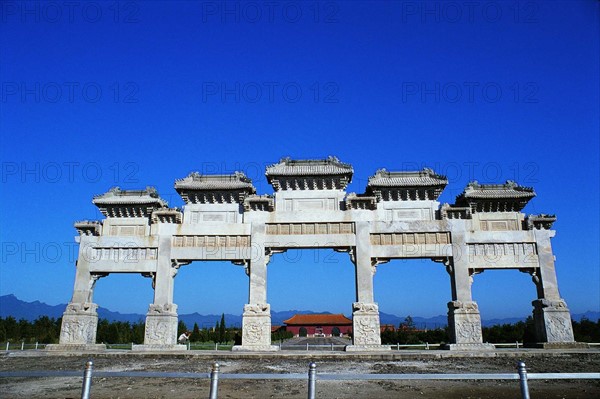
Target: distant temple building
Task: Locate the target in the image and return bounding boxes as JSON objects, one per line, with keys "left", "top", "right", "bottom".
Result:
{"left": 284, "top": 314, "right": 353, "bottom": 337}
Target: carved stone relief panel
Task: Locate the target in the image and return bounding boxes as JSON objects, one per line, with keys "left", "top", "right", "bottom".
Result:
{"left": 370, "top": 232, "right": 450, "bottom": 245}
{"left": 92, "top": 247, "right": 157, "bottom": 261}
{"left": 59, "top": 314, "right": 98, "bottom": 344}
{"left": 172, "top": 235, "right": 251, "bottom": 248}
{"left": 266, "top": 222, "right": 355, "bottom": 235}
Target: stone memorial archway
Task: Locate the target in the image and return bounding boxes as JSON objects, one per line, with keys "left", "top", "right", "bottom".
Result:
{"left": 47, "top": 157, "right": 581, "bottom": 351}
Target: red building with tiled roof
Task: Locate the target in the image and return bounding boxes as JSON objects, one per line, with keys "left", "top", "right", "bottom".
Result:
{"left": 283, "top": 314, "right": 353, "bottom": 337}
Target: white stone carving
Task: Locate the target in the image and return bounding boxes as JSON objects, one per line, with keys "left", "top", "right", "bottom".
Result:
{"left": 455, "top": 320, "right": 482, "bottom": 341}
{"left": 243, "top": 303, "right": 270, "bottom": 315}
{"left": 242, "top": 321, "right": 265, "bottom": 344}
{"left": 148, "top": 303, "right": 178, "bottom": 315}
{"left": 353, "top": 302, "right": 379, "bottom": 314}
{"left": 65, "top": 302, "right": 98, "bottom": 315}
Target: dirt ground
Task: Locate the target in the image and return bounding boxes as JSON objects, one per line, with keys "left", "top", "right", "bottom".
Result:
{"left": 1, "top": 349, "right": 599, "bottom": 398}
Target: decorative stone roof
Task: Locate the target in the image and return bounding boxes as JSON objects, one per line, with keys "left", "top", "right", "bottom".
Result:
{"left": 366, "top": 168, "right": 448, "bottom": 201}
{"left": 455, "top": 181, "right": 535, "bottom": 212}
{"left": 74, "top": 220, "right": 102, "bottom": 236}
{"left": 345, "top": 193, "right": 378, "bottom": 210}
{"left": 174, "top": 172, "right": 256, "bottom": 204}
{"left": 368, "top": 168, "right": 448, "bottom": 187}
{"left": 283, "top": 314, "right": 353, "bottom": 326}
{"left": 526, "top": 214, "right": 556, "bottom": 230}
{"left": 151, "top": 208, "right": 183, "bottom": 224}
{"left": 266, "top": 156, "right": 353, "bottom": 190}
{"left": 243, "top": 195, "right": 275, "bottom": 212}
{"left": 92, "top": 187, "right": 167, "bottom": 217}
{"left": 439, "top": 203, "right": 472, "bottom": 220}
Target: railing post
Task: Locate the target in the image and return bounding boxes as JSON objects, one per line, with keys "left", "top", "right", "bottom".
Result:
{"left": 396, "top": 343, "right": 399, "bottom": 350}
{"left": 215, "top": 343, "right": 218, "bottom": 351}
{"left": 517, "top": 361, "right": 530, "bottom": 399}
{"left": 306, "top": 342, "right": 309, "bottom": 351}
{"left": 35, "top": 342, "right": 38, "bottom": 350}
{"left": 5, "top": 342, "right": 9, "bottom": 351}
{"left": 21, "top": 341, "right": 24, "bottom": 350}
{"left": 81, "top": 360, "right": 93, "bottom": 399}
{"left": 426, "top": 342, "right": 429, "bottom": 350}
{"left": 209, "top": 362, "right": 220, "bottom": 399}
{"left": 307, "top": 362, "right": 317, "bottom": 399}
{"left": 331, "top": 343, "right": 333, "bottom": 351}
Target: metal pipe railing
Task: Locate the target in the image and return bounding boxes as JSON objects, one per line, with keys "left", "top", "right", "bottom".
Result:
{"left": 209, "top": 363, "right": 219, "bottom": 399}
{"left": 2, "top": 360, "right": 598, "bottom": 399}
{"left": 517, "top": 361, "right": 530, "bottom": 399}
{"left": 307, "top": 362, "right": 317, "bottom": 399}
{"left": 80, "top": 361, "right": 93, "bottom": 399}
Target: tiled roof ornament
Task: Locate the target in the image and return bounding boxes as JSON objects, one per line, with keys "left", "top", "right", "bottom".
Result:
{"left": 265, "top": 156, "right": 353, "bottom": 190}
{"left": 366, "top": 168, "right": 448, "bottom": 201}
{"left": 455, "top": 180, "right": 535, "bottom": 213}
{"left": 92, "top": 186, "right": 167, "bottom": 217}
{"left": 174, "top": 171, "right": 256, "bottom": 204}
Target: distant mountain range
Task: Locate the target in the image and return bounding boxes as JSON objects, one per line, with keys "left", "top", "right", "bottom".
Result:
{"left": 1, "top": 294, "right": 598, "bottom": 328}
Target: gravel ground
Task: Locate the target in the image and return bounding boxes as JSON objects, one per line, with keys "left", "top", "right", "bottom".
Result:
{"left": 1, "top": 349, "right": 599, "bottom": 398}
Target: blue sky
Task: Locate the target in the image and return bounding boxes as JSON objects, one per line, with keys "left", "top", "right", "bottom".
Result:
{"left": 0, "top": 1, "right": 598, "bottom": 320}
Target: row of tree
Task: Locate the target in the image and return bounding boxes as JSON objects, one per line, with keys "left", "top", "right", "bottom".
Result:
{"left": 380, "top": 316, "right": 600, "bottom": 345}
{"left": 1, "top": 315, "right": 598, "bottom": 344}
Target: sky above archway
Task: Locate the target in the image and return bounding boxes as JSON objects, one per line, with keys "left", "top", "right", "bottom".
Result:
{"left": 1, "top": 1, "right": 598, "bottom": 319}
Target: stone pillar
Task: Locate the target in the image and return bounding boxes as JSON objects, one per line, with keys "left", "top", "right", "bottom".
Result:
{"left": 530, "top": 229, "right": 582, "bottom": 348}
{"left": 233, "top": 224, "right": 278, "bottom": 351}
{"left": 133, "top": 236, "right": 186, "bottom": 351}
{"left": 47, "top": 255, "right": 106, "bottom": 351}
{"left": 346, "top": 222, "right": 388, "bottom": 351}
{"left": 445, "top": 224, "right": 493, "bottom": 350}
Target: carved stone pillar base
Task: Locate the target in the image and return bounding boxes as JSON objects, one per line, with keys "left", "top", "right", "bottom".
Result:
{"left": 132, "top": 344, "right": 188, "bottom": 351}
{"left": 443, "top": 343, "right": 495, "bottom": 351}
{"left": 233, "top": 303, "right": 279, "bottom": 351}
{"left": 350, "top": 302, "right": 385, "bottom": 349}
{"left": 56, "top": 302, "right": 99, "bottom": 345}
{"left": 45, "top": 344, "right": 106, "bottom": 351}
{"left": 532, "top": 299, "right": 576, "bottom": 344}
{"left": 142, "top": 304, "right": 179, "bottom": 346}
{"left": 447, "top": 301, "right": 487, "bottom": 347}
{"left": 345, "top": 344, "right": 391, "bottom": 351}
{"left": 526, "top": 342, "right": 589, "bottom": 349}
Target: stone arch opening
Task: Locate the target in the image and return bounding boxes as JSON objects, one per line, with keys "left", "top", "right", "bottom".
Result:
{"left": 173, "top": 260, "right": 247, "bottom": 330}
{"left": 93, "top": 273, "right": 152, "bottom": 316}
{"left": 472, "top": 269, "right": 539, "bottom": 343}
{"left": 374, "top": 258, "right": 449, "bottom": 333}
{"left": 268, "top": 249, "right": 354, "bottom": 339}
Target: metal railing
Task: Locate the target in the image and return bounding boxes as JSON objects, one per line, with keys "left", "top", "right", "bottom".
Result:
{"left": 2, "top": 360, "right": 598, "bottom": 399}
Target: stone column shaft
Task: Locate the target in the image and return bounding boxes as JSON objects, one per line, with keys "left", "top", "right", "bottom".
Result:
{"left": 50, "top": 238, "right": 105, "bottom": 350}
{"left": 233, "top": 223, "right": 277, "bottom": 351}
{"left": 531, "top": 229, "right": 577, "bottom": 346}
{"left": 135, "top": 235, "right": 184, "bottom": 350}
{"left": 347, "top": 222, "right": 386, "bottom": 351}
{"left": 446, "top": 221, "right": 491, "bottom": 350}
